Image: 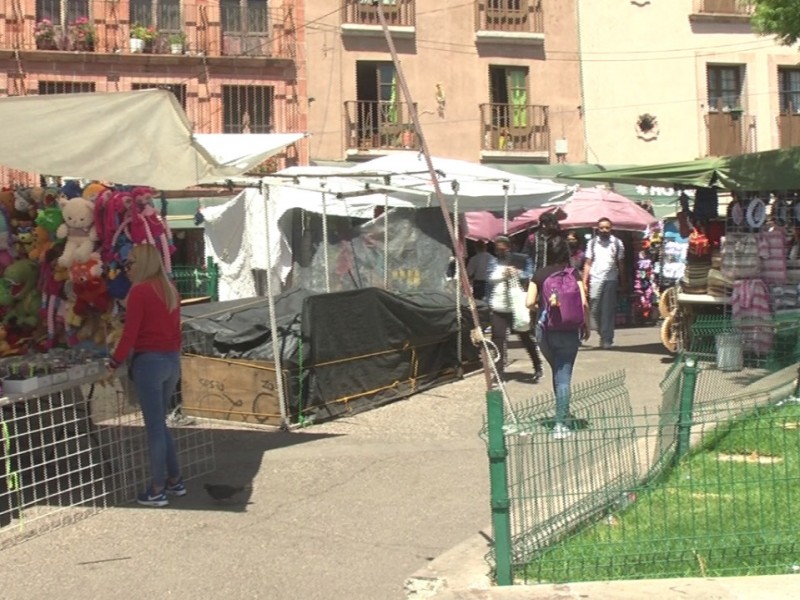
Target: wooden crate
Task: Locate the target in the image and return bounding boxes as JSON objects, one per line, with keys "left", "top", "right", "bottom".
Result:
{"left": 181, "top": 355, "right": 288, "bottom": 426}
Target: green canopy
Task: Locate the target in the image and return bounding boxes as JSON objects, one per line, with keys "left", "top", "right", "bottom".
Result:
{"left": 561, "top": 156, "right": 729, "bottom": 189}
{"left": 562, "top": 147, "right": 800, "bottom": 192}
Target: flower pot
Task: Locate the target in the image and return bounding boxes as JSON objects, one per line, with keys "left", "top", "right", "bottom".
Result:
{"left": 36, "top": 38, "right": 58, "bottom": 50}
{"left": 129, "top": 37, "right": 145, "bottom": 53}
{"left": 170, "top": 43, "right": 184, "bottom": 55}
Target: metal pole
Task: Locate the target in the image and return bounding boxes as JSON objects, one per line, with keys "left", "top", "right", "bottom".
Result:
{"left": 375, "top": 4, "right": 492, "bottom": 390}
{"left": 205, "top": 256, "right": 218, "bottom": 302}
{"left": 321, "top": 185, "right": 331, "bottom": 294}
{"left": 503, "top": 182, "right": 509, "bottom": 235}
{"left": 486, "top": 389, "right": 513, "bottom": 585}
{"left": 262, "top": 183, "right": 290, "bottom": 429}
{"left": 675, "top": 356, "right": 698, "bottom": 462}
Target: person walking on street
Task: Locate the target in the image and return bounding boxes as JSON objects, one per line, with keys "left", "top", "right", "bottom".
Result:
{"left": 527, "top": 236, "right": 590, "bottom": 439}
{"left": 524, "top": 212, "right": 562, "bottom": 272}
{"left": 106, "top": 244, "right": 185, "bottom": 507}
{"left": 582, "top": 217, "right": 626, "bottom": 349}
{"left": 486, "top": 235, "right": 543, "bottom": 384}
{"left": 467, "top": 240, "right": 491, "bottom": 300}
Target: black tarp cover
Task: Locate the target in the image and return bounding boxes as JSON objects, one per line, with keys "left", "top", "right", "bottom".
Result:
{"left": 181, "top": 287, "right": 488, "bottom": 421}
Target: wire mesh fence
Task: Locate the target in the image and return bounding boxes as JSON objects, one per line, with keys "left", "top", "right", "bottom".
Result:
{"left": 485, "top": 314, "right": 800, "bottom": 585}
{"left": 1, "top": 373, "right": 215, "bottom": 549}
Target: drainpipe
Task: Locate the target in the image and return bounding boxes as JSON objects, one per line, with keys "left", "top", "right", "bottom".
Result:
{"left": 576, "top": 0, "right": 589, "bottom": 163}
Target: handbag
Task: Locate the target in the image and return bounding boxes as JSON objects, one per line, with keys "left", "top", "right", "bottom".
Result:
{"left": 510, "top": 284, "right": 531, "bottom": 332}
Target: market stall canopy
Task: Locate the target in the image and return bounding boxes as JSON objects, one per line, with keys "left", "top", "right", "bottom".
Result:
{"left": 347, "top": 153, "right": 574, "bottom": 211}
{"left": 463, "top": 208, "right": 551, "bottom": 241}
{"left": 0, "top": 89, "right": 305, "bottom": 189}
{"left": 545, "top": 187, "right": 659, "bottom": 232}
{"left": 562, "top": 147, "right": 800, "bottom": 192}
{"left": 561, "top": 156, "right": 729, "bottom": 189}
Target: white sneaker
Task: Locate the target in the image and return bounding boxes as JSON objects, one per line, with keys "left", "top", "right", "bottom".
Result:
{"left": 552, "top": 423, "right": 573, "bottom": 440}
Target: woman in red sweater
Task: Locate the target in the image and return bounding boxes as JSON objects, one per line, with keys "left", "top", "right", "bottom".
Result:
{"left": 108, "top": 244, "right": 183, "bottom": 507}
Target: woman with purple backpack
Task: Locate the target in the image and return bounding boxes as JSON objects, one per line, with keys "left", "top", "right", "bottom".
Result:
{"left": 526, "top": 236, "right": 590, "bottom": 439}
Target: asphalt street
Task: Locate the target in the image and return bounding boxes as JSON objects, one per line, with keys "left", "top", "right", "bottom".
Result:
{"left": 0, "top": 326, "right": 670, "bottom": 600}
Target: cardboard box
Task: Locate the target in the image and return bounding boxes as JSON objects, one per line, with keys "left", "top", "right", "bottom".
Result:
{"left": 181, "top": 354, "right": 289, "bottom": 426}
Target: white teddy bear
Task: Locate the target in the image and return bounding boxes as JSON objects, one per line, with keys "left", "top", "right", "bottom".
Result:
{"left": 57, "top": 196, "right": 98, "bottom": 267}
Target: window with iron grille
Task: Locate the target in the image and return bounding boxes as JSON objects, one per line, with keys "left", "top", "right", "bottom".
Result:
{"left": 132, "top": 83, "right": 187, "bottom": 108}
{"left": 129, "top": 0, "right": 182, "bottom": 32}
{"left": 707, "top": 65, "right": 743, "bottom": 112}
{"left": 38, "top": 81, "right": 95, "bottom": 94}
{"left": 222, "top": 86, "right": 274, "bottom": 133}
{"left": 779, "top": 68, "right": 800, "bottom": 115}
{"left": 489, "top": 65, "right": 529, "bottom": 128}
{"left": 36, "top": 0, "right": 89, "bottom": 26}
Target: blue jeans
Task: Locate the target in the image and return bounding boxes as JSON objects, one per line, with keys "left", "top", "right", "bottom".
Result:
{"left": 131, "top": 351, "right": 181, "bottom": 490}
{"left": 590, "top": 279, "right": 618, "bottom": 346}
{"left": 538, "top": 329, "right": 581, "bottom": 424}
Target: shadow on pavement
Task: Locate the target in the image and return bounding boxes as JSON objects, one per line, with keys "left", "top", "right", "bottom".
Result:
{"left": 117, "top": 427, "right": 342, "bottom": 513}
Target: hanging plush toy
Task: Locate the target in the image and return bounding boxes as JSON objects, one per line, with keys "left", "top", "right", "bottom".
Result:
{"left": 0, "top": 259, "right": 41, "bottom": 329}
{"left": 69, "top": 253, "right": 111, "bottom": 317}
{"left": 0, "top": 207, "right": 15, "bottom": 271}
{"left": 57, "top": 196, "right": 98, "bottom": 267}
{"left": 129, "top": 187, "right": 175, "bottom": 274}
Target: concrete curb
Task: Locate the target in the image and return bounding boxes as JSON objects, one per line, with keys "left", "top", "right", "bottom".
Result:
{"left": 404, "top": 530, "right": 800, "bottom": 600}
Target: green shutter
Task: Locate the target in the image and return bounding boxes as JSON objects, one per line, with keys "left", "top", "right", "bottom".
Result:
{"left": 508, "top": 69, "right": 527, "bottom": 128}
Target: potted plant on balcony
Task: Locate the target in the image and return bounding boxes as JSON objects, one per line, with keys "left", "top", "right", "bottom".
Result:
{"left": 168, "top": 31, "right": 186, "bottom": 54}
{"left": 68, "top": 16, "right": 95, "bottom": 51}
{"left": 129, "top": 23, "right": 156, "bottom": 53}
{"left": 34, "top": 19, "right": 59, "bottom": 50}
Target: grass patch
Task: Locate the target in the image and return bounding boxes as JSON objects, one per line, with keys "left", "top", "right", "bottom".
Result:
{"left": 524, "top": 403, "right": 800, "bottom": 583}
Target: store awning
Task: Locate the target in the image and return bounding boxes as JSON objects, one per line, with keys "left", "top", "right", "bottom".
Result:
{"left": 485, "top": 162, "right": 679, "bottom": 218}
{"left": 0, "top": 89, "right": 306, "bottom": 189}
{"left": 561, "top": 148, "right": 800, "bottom": 192}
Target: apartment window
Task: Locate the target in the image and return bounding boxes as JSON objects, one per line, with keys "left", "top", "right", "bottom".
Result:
{"left": 222, "top": 86, "right": 274, "bottom": 133}
{"left": 36, "top": 0, "right": 89, "bottom": 25}
{"left": 489, "top": 65, "right": 529, "bottom": 127}
{"left": 129, "top": 0, "right": 181, "bottom": 32}
{"left": 779, "top": 68, "right": 800, "bottom": 114}
{"left": 132, "top": 83, "right": 187, "bottom": 108}
{"left": 707, "top": 65, "right": 743, "bottom": 112}
{"left": 38, "top": 81, "right": 95, "bottom": 94}
{"left": 221, "top": 0, "right": 268, "bottom": 34}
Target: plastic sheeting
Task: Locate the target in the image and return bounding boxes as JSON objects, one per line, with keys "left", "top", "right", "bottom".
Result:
{"left": 284, "top": 207, "right": 454, "bottom": 293}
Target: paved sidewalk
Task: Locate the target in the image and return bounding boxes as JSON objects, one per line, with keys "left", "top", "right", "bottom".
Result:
{"left": 0, "top": 327, "right": 669, "bottom": 600}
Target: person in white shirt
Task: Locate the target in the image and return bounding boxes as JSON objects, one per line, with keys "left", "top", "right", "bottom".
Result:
{"left": 582, "top": 217, "right": 627, "bottom": 349}
{"left": 467, "top": 240, "right": 491, "bottom": 299}
{"left": 486, "top": 236, "right": 543, "bottom": 383}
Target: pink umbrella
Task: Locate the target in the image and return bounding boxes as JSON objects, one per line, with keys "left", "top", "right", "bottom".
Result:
{"left": 464, "top": 206, "right": 552, "bottom": 241}
{"left": 551, "top": 187, "right": 658, "bottom": 231}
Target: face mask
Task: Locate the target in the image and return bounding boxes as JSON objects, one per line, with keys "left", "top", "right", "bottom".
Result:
{"left": 599, "top": 231, "right": 611, "bottom": 240}
{"left": 496, "top": 248, "right": 509, "bottom": 259}
{"left": 568, "top": 241, "right": 578, "bottom": 249}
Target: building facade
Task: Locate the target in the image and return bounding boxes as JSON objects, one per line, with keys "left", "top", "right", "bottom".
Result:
{"left": 305, "top": 0, "right": 585, "bottom": 165}
{"left": 578, "top": 0, "right": 800, "bottom": 165}
{"left": 0, "top": 0, "right": 309, "bottom": 186}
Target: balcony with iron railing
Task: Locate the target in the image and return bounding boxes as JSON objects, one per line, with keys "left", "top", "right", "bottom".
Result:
{"left": 342, "top": 0, "right": 415, "bottom": 29}
{"left": 480, "top": 102, "right": 550, "bottom": 161}
{"left": 475, "top": 0, "right": 544, "bottom": 43}
{"left": 344, "top": 100, "right": 420, "bottom": 157}
{"left": 0, "top": 0, "right": 296, "bottom": 60}
{"left": 690, "top": 0, "right": 755, "bottom": 24}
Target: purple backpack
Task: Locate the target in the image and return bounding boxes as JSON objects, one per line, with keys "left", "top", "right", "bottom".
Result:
{"left": 541, "top": 267, "right": 584, "bottom": 331}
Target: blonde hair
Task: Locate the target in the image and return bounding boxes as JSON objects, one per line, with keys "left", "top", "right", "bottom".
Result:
{"left": 128, "top": 244, "right": 178, "bottom": 312}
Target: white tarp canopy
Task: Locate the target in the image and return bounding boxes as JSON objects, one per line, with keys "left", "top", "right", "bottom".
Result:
{"left": 0, "top": 89, "right": 305, "bottom": 189}
{"left": 347, "top": 153, "right": 575, "bottom": 211}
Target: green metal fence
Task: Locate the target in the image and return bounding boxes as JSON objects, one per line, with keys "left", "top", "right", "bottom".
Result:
{"left": 484, "top": 314, "right": 800, "bottom": 585}
{"left": 173, "top": 257, "right": 219, "bottom": 302}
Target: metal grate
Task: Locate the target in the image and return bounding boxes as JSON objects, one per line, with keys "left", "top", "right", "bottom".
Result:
{"left": 1, "top": 374, "right": 214, "bottom": 549}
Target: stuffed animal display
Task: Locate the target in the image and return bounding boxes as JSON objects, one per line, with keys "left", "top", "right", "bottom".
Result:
{"left": 0, "top": 181, "right": 175, "bottom": 355}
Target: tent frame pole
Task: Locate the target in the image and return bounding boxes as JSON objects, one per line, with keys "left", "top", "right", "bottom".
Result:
{"left": 376, "top": 6, "right": 493, "bottom": 390}
{"left": 261, "top": 182, "right": 290, "bottom": 429}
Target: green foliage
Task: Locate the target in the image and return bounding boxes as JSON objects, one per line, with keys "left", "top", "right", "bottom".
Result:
{"left": 752, "top": 0, "right": 800, "bottom": 46}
